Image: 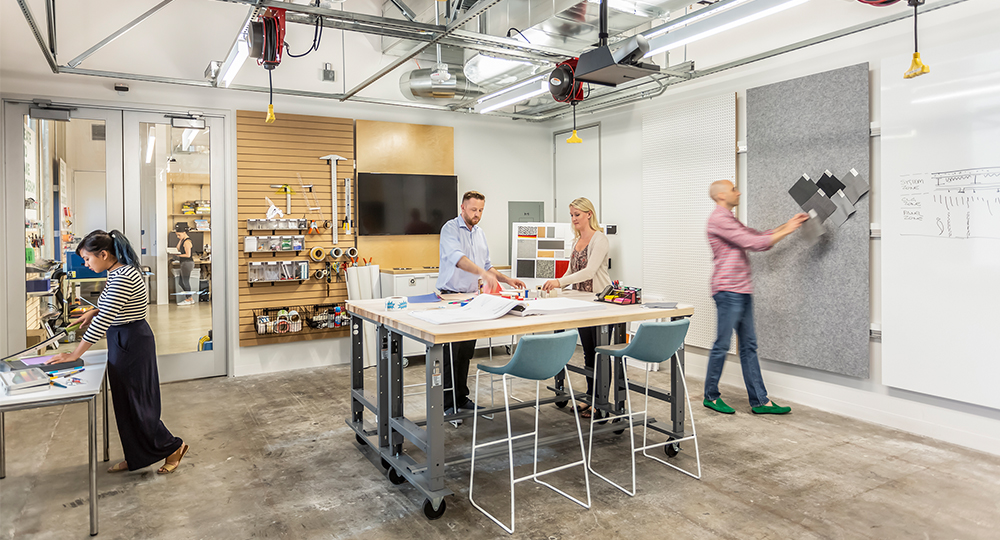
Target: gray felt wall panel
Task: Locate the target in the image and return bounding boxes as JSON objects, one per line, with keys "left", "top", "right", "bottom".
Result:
{"left": 746, "top": 63, "right": 870, "bottom": 378}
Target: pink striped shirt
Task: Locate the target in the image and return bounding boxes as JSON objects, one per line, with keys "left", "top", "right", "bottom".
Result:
{"left": 707, "top": 205, "right": 773, "bottom": 295}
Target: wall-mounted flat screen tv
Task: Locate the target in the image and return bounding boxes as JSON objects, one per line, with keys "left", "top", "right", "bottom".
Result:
{"left": 357, "top": 173, "right": 458, "bottom": 236}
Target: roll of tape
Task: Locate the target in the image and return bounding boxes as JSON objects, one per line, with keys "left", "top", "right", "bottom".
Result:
{"left": 385, "top": 296, "right": 408, "bottom": 311}
{"left": 309, "top": 246, "right": 326, "bottom": 262}
{"left": 331, "top": 247, "right": 344, "bottom": 258}
{"left": 346, "top": 246, "right": 358, "bottom": 258}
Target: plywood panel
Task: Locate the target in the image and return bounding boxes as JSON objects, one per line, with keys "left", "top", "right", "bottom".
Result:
{"left": 237, "top": 110, "right": 355, "bottom": 347}
{"left": 357, "top": 235, "right": 441, "bottom": 271}
{"left": 356, "top": 120, "right": 454, "bottom": 175}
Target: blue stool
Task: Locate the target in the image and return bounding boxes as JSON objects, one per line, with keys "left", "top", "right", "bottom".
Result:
{"left": 589, "top": 319, "right": 701, "bottom": 496}
{"left": 469, "top": 330, "right": 591, "bottom": 533}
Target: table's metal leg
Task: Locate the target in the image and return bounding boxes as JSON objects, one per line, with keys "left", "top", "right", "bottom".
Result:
{"left": 671, "top": 345, "right": 686, "bottom": 436}
{"left": 89, "top": 397, "right": 98, "bottom": 536}
{"left": 376, "top": 325, "right": 391, "bottom": 451}
{"left": 426, "top": 344, "right": 445, "bottom": 491}
{"left": 388, "top": 331, "right": 404, "bottom": 456}
{"left": 0, "top": 411, "right": 6, "bottom": 480}
{"left": 102, "top": 375, "right": 109, "bottom": 462}
{"left": 351, "top": 319, "right": 365, "bottom": 425}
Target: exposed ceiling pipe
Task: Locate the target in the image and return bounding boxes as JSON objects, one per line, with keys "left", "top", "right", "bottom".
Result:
{"left": 339, "top": 0, "right": 507, "bottom": 101}
{"left": 387, "top": 0, "right": 418, "bottom": 22}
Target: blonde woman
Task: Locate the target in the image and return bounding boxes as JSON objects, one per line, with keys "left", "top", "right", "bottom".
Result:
{"left": 542, "top": 197, "right": 611, "bottom": 417}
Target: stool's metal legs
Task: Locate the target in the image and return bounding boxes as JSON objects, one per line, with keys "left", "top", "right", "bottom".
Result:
{"left": 89, "top": 396, "right": 98, "bottom": 536}
{"left": 102, "top": 375, "right": 109, "bottom": 462}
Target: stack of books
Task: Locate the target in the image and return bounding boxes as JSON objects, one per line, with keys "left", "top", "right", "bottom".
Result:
{"left": 0, "top": 368, "right": 50, "bottom": 396}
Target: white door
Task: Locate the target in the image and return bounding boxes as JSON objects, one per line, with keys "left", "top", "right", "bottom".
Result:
{"left": 123, "top": 112, "right": 227, "bottom": 381}
{"left": 553, "top": 124, "right": 601, "bottom": 222}
{"left": 2, "top": 101, "right": 123, "bottom": 355}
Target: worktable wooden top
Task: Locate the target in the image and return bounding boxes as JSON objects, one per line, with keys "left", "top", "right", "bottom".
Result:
{"left": 347, "top": 292, "right": 694, "bottom": 345}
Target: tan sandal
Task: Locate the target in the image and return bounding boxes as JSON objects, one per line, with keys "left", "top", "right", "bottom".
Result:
{"left": 157, "top": 443, "right": 189, "bottom": 475}
{"left": 107, "top": 461, "right": 129, "bottom": 473}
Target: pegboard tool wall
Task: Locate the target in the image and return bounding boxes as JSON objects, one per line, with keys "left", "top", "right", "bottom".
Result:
{"left": 237, "top": 110, "right": 354, "bottom": 347}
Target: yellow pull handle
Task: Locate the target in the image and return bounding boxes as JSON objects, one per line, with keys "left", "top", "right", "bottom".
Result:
{"left": 904, "top": 52, "right": 930, "bottom": 79}
{"left": 265, "top": 104, "right": 276, "bottom": 123}
{"left": 566, "top": 130, "right": 583, "bottom": 144}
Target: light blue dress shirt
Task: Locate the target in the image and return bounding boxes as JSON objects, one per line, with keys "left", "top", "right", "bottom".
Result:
{"left": 436, "top": 216, "right": 492, "bottom": 293}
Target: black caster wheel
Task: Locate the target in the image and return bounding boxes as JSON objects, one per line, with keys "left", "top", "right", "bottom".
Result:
{"left": 664, "top": 440, "right": 681, "bottom": 458}
{"left": 555, "top": 399, "right": 569, "bottom": 408}
{"left": 355, "top": 433, "right": 365, "bottom": 446}
{"left": 387, "top": 467, "right": 406, "bottom": 485}
{"left": 423, "top": 499, "right": 447, "bottom": 520}
{"left": 611, "top": 417, "right": 626, "bottom": 435}
{"left": 381, "top": 457, "right": 391, "bottom": 470}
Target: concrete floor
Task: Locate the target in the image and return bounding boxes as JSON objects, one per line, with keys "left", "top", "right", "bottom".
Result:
{"left": 2, "top": 348, "right": 999, "bottom": 540}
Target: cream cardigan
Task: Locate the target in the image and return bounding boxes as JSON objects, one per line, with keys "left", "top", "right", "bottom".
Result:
{"left": 557, "top": 231, "right": 611, "bottom": 293}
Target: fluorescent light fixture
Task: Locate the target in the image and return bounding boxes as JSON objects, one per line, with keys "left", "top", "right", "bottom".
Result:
{"left": 463, "top": 53, "right": 535, "bottom": 86}
{"left": 477, "top": 81, "right": 549, "bottom": 114}
{"left": 145, "top": 126, "right": 156, "bottom": 164}
{"left": 644, "top": 0, "right": 812, "bottom": 59}
{"left": 216, "top": 10, "right": 254, "bottom": 88}
{"left": 644, "top": 0, "right": 753, "bottom": 40}
{"left": 476, "top": 74, "right": 547, "bottom": 105}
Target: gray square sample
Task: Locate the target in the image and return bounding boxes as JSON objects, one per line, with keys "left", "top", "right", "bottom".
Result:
{"left": 841, "top": 168, "right": 870, "bottom": 205}
{"left": 789, "top": 175, "right": 820, "bottom": 206}
{"left": 546, "top": 227, "right": 555, "bottom": 237}
{"left": 517, "top": 239, "right": 535, "bottom": 258}
{"left": 537, "top": 239, "right": 564, "bottom": 250}
{"left": 802, "top": 191, "right": 837, "bottom": 222}
{"left": 536, "top": 260, "right": 555, "bottom": 278}
{"left": 747, "top": 62, "right": 870, "bottom": 379}
{"left": 516, "top": 260, "right": 535, "bottom": 278}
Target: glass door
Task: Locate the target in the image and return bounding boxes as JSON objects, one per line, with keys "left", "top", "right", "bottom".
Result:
{"left": 2, "top": 102, "right": 122, "bottom": 356}
{"left": 123, "top": 112, "right": 227, "bottom": 381}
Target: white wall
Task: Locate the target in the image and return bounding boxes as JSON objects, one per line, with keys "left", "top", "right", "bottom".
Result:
{"left": 546, "top": 1, "right": 1000, "bottom": 456}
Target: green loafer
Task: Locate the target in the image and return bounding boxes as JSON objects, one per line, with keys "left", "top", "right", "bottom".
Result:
{"left": 703, "top": 398, "right": 735, "bottom": 414}
{"left": 751, "top": 402, "right": 791, "bottom": 415}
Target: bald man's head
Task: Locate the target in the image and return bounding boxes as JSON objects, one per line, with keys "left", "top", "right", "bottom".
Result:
{"left": 710, "top": 179, "right": 741, "bottom": 209}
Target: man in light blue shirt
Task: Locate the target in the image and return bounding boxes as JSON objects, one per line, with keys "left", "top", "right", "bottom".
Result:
{"left": 437, "top": 191, "right": 526, "bottom": 419}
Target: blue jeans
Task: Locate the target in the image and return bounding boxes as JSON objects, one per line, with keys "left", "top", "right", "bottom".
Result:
{"left": 704, "top": 291, "right": 769, "bottom": 408}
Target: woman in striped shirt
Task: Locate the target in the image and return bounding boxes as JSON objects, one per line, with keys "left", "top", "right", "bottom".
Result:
{"left": 47, "top": 230, "right": 190, "bottom": 474}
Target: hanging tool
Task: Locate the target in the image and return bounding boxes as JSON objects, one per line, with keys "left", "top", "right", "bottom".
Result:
{"left": 265, "top": 196, "right": 283, "bottom": 219}
{"left": 319, "top": 154, "right": 347, "bottom": 245}
{"left": 270, "top": 184, "right": 294, "bottom": 214}
{"left": 903, "top": 0, "right": 929, "bottom": 79}
{"left": 343, "top": 176, "right": 353, "bottom": 236}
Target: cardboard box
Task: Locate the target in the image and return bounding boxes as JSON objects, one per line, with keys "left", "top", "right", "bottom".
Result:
{"left": 26, "top": 328, "right": 48, "bottom": 348}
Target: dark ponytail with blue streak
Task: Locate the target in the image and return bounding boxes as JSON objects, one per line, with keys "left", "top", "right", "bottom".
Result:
{"left": 76, "top": 229, "right": 142, "bottom": 272}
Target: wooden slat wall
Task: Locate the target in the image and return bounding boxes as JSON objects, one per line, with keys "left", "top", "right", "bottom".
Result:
{"left": 355, "top": 120, "right": 455, "bottom": 269}
{"left": 237, "top": 110, "right": 355, "bottom": 346}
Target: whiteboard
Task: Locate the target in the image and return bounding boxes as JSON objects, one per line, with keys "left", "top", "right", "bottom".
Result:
{"left": 881, "top": 41, "right": 1000, "bottom": 410}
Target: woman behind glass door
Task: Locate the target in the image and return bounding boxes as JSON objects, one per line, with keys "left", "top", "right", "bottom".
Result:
{"left": 174, "top": 222, "right": 195, "bottom": 305}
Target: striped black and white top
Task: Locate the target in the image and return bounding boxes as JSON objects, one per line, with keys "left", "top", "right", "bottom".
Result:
{"left": 83, "top": 265, "right": 148, "bottom": 344}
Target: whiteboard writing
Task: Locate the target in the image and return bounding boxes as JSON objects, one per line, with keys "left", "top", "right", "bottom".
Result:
{"left": 897, "top": 166, "right": 1000, "bottom": 239}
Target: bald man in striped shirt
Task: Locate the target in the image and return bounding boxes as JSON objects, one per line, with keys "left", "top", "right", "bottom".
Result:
{"left": 704, "top": 180, "right": 807, "bottom": 415}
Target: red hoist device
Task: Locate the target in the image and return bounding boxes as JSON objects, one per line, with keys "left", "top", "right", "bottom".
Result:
{"left": 546, "top": 0, "right": 658, "bottom": 143}
{"left": 247, "top": 7, "right": 286, "bottom": 122}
